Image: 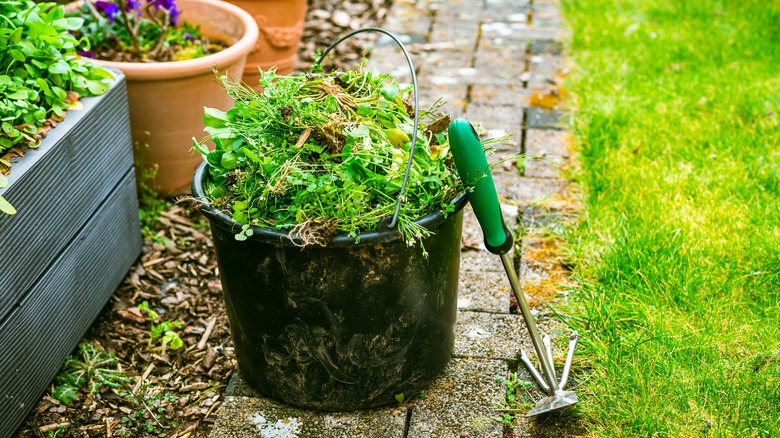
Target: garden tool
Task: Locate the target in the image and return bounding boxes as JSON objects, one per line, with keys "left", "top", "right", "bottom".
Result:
{"left": 448, "top": 119, "right": 579, "bottom": 416}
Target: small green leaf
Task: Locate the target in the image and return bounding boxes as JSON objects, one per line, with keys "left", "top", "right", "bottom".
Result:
{"left": 64, "top": 17, "right": 84, "bottom": 30}
{"left": 48, "top": 60, "right": 71, "bottom": 75}
{"left": 240, "top": 146, "right": 261, "bottom": 163}
{"left": 86, "top": 80, "right": 108, "bottom": 95}
{"left": 0, "top": 196, "right": 15, "bottom": 215}
{"left": 203, "top": 107, "right": 229, "bottom": 128}
{"left": 380, "top": 83, "right": 400, "bottom": 100}
{"left": 52, "top": 384, "right": 78, "bottom": 404}
{"left": 5, "top": 89, "right": 27, "bottom": 100}
{"left": 395, "top": 393, "right": 405, "bottom": 404}
{"left": 221, "top": 151, "right": 237, "bottom": 169}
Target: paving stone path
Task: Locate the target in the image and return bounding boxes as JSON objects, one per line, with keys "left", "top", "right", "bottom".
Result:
{"left": 210, "top": 0, "right": 582, "bottom": 436}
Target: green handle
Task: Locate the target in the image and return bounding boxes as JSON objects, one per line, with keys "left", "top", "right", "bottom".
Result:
{"left": 448, "top": 119, "right": 513, "bottom": 255}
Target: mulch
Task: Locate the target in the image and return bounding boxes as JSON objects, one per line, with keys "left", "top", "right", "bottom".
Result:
{"left": 15, "top": 1, "right": 391, "bottom": 437}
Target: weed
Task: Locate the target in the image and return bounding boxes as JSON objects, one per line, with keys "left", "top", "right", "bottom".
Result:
{"left": 114, "top": 390, "right": 180, "bottom": 436}
{"left": 194, "top": 65, "right": 463, "bottom": 245}
{"left": 493, "top": 373, "right": 533, "bottom": 428}
{"left": 394, "top": 389, "right": 424, "bottom": 407}
{"left": 136, "top": 155, "right": 172, "bottom": 240}
{"left": 138, "top": 301, "right": 184, "bottom": 352}
{"left": 52, "top": 343, "right": 134, "bottom": 404}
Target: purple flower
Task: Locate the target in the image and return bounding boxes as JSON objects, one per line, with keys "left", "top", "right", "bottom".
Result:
{"left": 183, "top": 32, "right": 194, "bottom": 41}
{"left": 147, "top": 0, "right": 180, "bottom": 25}
{"left": 94, "top": 0, "right": 120, "bottom": 21}
{"left": 124, "top": 0, "right": 141, "bottom": 13}
{"left": 79, "top": 50, "right": 94, "bottom": 58}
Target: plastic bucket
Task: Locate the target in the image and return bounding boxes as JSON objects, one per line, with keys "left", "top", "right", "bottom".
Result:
{"left": 192, "top": 162, "right": 467, "bottom": 410}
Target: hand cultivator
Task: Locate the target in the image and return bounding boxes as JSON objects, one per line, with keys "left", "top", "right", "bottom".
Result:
{"left": 448, "top": 119, "right": 580, "bottom": 416}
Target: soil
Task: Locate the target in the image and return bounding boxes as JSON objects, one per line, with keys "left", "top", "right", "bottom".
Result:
{"left": 14, "top": 1, "right": 391, "bottom": 437}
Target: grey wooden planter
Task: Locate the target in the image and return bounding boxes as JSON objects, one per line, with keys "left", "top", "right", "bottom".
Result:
{"left": 0, "top": 69, "right": 142, "bottom": 436}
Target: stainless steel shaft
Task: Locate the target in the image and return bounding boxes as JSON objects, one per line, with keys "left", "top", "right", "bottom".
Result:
{"left": 499, "top": 253, "right": 558, "bottom": 395}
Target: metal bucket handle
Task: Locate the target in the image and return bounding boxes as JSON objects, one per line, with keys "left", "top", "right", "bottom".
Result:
{"left": 315, "top": 28, "right": 419, "bottom": 230}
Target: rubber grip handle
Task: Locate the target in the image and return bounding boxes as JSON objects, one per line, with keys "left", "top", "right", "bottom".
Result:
{"left": 448, "top": 119, "right": 513, "bottom": 255}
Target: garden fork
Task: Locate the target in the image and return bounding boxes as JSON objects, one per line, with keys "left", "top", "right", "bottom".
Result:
{"left": 448, "top": 119, "right": 579, "bottom": 416}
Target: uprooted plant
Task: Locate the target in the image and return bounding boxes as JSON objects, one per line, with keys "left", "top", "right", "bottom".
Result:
{"left": 194, "top": 64, "right": 466, "bottom": 246}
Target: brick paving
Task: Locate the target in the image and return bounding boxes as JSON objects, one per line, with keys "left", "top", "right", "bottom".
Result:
{"left": 209, "top": 0, "right": 581, "bottom": 436}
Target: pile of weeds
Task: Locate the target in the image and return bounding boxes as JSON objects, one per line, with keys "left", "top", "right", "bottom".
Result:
{"left": 195, "top": 63, "right": 463, "bottom": 245}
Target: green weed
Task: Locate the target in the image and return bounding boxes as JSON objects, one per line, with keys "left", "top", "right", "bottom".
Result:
{"left": 194, "top": 65, "right": 462, "bottom": 245}
{"left": 493, "top": 373, "right": 533, "bottom": 428}
{"left": 136, "top": 152, "right": 172, "bottom": 240}
{"left": 52, "top": 343, "right": 134, "bottom": 404}
{"left": 138, "top": 301, "right": 184, "bottom": 352}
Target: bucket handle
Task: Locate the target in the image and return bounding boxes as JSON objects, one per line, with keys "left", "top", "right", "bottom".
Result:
{"left": 315, "top": 28, "right": 419, "bottom": 230}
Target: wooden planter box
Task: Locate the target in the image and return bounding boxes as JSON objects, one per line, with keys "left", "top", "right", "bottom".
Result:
{"left": 0, "top": 69, "right": 142, "bottom": 435}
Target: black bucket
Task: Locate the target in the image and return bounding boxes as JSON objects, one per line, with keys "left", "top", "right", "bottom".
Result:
{"left": 192, "top": 162, "right": 467, "bottom": 410}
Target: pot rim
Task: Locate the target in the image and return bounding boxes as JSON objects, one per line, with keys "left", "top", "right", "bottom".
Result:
{"left": 191, "top": 161, "right": 467, "bottom": 248}
{"left": 91, "top": 0, "right": 259, "bottom": 80}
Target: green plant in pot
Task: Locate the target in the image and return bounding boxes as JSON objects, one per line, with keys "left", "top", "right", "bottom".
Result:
{"left": 191, "top": 50, "right": 475, "bottom": 409}
{"left": 0, "top": 0, "right": 114, "bottom": 214}
{"left": 65, "top": 0, "right": 259, "bottom": 195}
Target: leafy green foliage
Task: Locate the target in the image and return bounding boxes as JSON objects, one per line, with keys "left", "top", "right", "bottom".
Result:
{"left": 52, "top": 343, "right": 134, "bottom": 404}
{"left": 136, "top": 159, "right": 172, "bottom": 240}
{"left": 114, "top": 390, "right": 180, "bottom": 436}
{"left": 394, "top": 389, "right": 424, "bottom": 406}
{"left": 492, "top": 373, "right": 532, "bottom": 428}
{"left": 149, "top": 320, "right": 184, "bottom": 351}
{"left": 67, "top": 0, "right": 224, "bottom": 62}
{"left": 0, "top": 1, "right": 112, "bottom": 162}
{"left": 196, "top": 66, "right": 463, "bottom": 245}
{"left": 136, "top": 300, "right": 184, "bottom": 351}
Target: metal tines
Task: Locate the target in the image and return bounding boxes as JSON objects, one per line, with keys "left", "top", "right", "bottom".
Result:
{"left": 519, "top": 331, "right": 579, "bottom": 416}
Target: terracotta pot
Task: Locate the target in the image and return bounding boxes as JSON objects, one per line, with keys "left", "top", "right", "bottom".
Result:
{"left": 223, "top": 0, "right": 307, "bottom": 87}
{"left": 95, "top": 0, "right": 259, "bottom": 195}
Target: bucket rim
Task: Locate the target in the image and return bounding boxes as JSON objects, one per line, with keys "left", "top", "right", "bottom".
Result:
{"left": 191, "top": 161, "right": 467, "bottom": 248}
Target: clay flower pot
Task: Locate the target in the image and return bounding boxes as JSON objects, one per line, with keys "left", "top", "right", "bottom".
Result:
{"left": 95, "top": 0, "right": 259, "bottom": 195}
{"left": 223, "top": 0, "right": 307, "bottom": 86}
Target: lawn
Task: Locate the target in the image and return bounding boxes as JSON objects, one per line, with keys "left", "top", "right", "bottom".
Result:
{"left": 561, "top": 0, "right": 780, "bottom": 436}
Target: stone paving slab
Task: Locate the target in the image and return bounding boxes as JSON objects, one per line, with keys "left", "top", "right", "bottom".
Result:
{"left": 428, "top": 18, "right": 480, "bottom": 53}
{"left": 417, "top": 82, "right": 468, "bottom": 115}
{"left": 470, "top": 81, "right": 530, "bottom": 107}
{"left": 526, "top": 107, "right": 564, "bottom": 130}
{"left": 481, "top": 0, "right": 529, "bottom": 24}
{"left": 211, "top": 395, "right": 407, "bottom": 438}
{"left": 511, "top": 26, "right": 568, "bottom": 41}
{"left": 530, "top": 39, "right": 564, "bottom": 56}
{"left": 527, "top": 54, "right": 564, "bottom": 90}
{"left": 407, "top": 358, "right": 506, "bottom": 437}
{"left": 458, "top": 271, "right": 512, "bottom": 314}
{"left": 433, "top": 0, "right": 485, "bottom": 22}
{"left": 524, "top": 129, "right": 569, "bottom": 178}
{"left": 493, "top": 174, "right": 567, "bottom": 207}
{"left": 380, "top": 1, "right": 433, "bottom": 38}
{"left": 531, "top": 1, "right": 566, "bottom": 28}
{"left": 461, "top": 204, "right": 518, "bottom": 243}
{"left": 454, "top": 311, "right": 530, "bottom": 359}
{"left": 461, "top": 105, "right": 523, "bottom": 151}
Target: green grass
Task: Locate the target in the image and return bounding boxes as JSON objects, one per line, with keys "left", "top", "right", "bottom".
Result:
{"left": 561, "top": 0, "right": 780, "bottom": 436}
